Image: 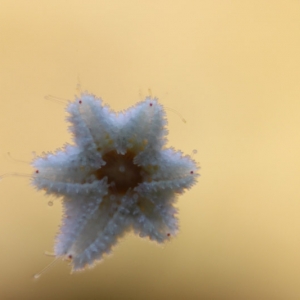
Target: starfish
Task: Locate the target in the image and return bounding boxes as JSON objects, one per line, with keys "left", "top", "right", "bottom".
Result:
{"left": 32, "top": 93, "right": 199, "bottom": 271}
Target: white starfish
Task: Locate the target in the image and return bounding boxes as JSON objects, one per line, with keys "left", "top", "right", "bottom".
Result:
{"left": 32, "top": 93, "right": 199, "bottom": 271}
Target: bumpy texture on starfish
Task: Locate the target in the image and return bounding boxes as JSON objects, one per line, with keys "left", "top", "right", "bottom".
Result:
{"left": 32, "top": 93, "right": 199, "bottom": 271}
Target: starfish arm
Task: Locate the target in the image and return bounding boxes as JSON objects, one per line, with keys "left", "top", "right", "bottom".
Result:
{"left": 137, "top": 147, "right": 199, "bottom": 174}
{"left": 131, "top": 191, "right": 179, "bottom": 243}
{"left": 56, "top": 194, "right": 132, "bottom": 271}
{"left": 55, "top": 193, "right": 105, "bottom": 257}
{"left": 33, "top": 177, "right": 108, "bottom": 198}
{"left": 154, "top": 148, "right": 200, "bottom": 180}
{"left": 31, "top": 145, "right": 103, "bottom": 190}
{"left": 115, "top": 98, "right": 168, "bottom": 157}
{"left": 135, "top": 148, "right": 199, "bottom": 195}
{"left": 68, "top": 94, "right": 119, "bottom": 156}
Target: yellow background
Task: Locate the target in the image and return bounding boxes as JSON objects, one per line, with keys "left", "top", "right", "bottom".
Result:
{"left": 1, "top": 1, "right": 300, "bottom": 299}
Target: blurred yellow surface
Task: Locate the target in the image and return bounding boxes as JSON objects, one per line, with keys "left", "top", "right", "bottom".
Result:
{"left": 1, "top": 1, "right": 300, "bottom": 299}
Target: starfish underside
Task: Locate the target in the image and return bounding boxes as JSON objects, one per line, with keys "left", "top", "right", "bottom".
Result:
{"left": 32, "top": 93, "right": 199, "bottom": 271}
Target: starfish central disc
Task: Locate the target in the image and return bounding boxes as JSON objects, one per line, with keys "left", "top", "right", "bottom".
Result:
{"left": 94, "top": 150, "right": 143, "bottom": 194}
